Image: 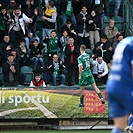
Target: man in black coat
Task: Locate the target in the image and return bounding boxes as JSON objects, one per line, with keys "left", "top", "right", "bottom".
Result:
{"left": 65, "top": 37, "right": 79, "bottom": 86}
{"left": 2, "top": 53, "right": 19, "bottom": 86}
{"left": 93, "top": 34, "right": 113, "bottom": 64}
{"left": 77, "top": 6, "right": 91, "bottom": 48}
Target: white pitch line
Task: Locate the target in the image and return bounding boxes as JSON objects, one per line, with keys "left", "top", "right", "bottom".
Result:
{"left": 0, "top": 107, "right": 38, "bottom": 116}
{"left": 24, "top": 92, "right": 58, "bottom": 118}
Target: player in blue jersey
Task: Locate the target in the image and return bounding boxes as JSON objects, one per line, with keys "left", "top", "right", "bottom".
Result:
{"left": 106, "top": 36, "right": 133, "bottom": 133}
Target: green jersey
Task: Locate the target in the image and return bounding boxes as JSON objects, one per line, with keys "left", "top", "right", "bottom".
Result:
{"left": 78, "top": 53, "right": 95, "bottom": 86}
{"left": 77, "top": 53, "right": 90, "bottom": 71}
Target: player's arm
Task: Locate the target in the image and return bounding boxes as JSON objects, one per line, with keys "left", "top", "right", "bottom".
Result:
{"left": 78, "top": 64, "right": 83, "bottom": 80}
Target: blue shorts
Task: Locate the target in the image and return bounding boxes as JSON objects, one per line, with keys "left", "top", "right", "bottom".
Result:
{"left": 107, "top": 83, "right": 133, "bottom": 118}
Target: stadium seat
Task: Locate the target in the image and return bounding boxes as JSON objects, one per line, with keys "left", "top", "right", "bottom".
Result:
{"left": 109, "top": 0, "right": 115, "bottom": 3}
{"left": 86, "top": 49, "right": 93, "bottom": 56}
{"left": 103, "top": 16, "right": 110, "bottom": 29}
{"left": 20, "top": 66, "right": 34, "bottom": 85}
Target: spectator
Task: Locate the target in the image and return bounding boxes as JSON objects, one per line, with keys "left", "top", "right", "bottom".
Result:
{"left": 92, "top": 0, "right": 104, "bottom": 29}
{"left": 104, "top": 19, "right": 120, "bottom": 44}
{"left": 65, "top": 37, "right": 79, "bottom": 86}
{"left": 71, "top": 0, "right": 81, "bottom": 19}
{"left": 102, "top": 0, "right": 109, "bottom": 17}
{"left": 1, "top": 34, "right": 14, "bottom": 63}
{"left": 16, "top": 39, "right": 30, "bottom": 67}
{"left": 77, "top": 6, "right": 91, "bottom": 48}
{"left": 60, "top": 0, "right": 77, "bottom": 28}
{"left": 93, "top": 34, "right": 113, "bottom": 63}
{"left": 91, "top": 55, "right": 108, "bottom": 84}
{"left": 0, "top": 6, "right": 10, "bottom": 43}
{"left": 112, "top": 34, "right": 123, "bottom": 52}
{"left": 8, "top": 6, "right": 33, "bottom": 48}
{"left": 30, "top": 39, "right": 45, "bottom": 71}
{"left": 114, "top": 0, "right": 127, "bottom": 16}
{"left": 42, "top": 0, "right": 57, "bottom": 40}
{"left": 59, "top": 30, "right": 69, "bottom": 62}
{"left": 44, "top": 30, "right": 61, "bottom": 59}
{"left": 41, "top": 0, "right": 49, "bottom": 10}
{"left": 11, "top": 49, "right": 26, "bottom": 85}
{"left": 14, "top": 0, "right": 29, "bottom": 15}
{"left": 29, "top": 73, "right": 46, "bottom": 87}
{"left": 27, "top": 0, "right": 39, "bottom": 17}
{"left": 2, "top": 53, "right": 19, "bottom": 86}
{"left": 25, "top": 8, "right": 39, "bottom": 49}
{"left": 61, "top": 20, "right": 77, "bottom": 43}
{"left": 89, "top": 10, "right": 102, "bottom": 50}
{"left": 48, "top": 54, "right": 65, "bottom": 86}
{"left": 81, "top": 0, "right": 92, "bottom": 14}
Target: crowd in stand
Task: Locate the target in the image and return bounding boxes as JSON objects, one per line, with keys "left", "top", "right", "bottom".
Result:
{"left": 0, "top": 0, "right": 126, "bottom": 87}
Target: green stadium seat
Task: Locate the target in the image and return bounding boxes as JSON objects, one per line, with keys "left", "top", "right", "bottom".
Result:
{"left": 20, "top": 66, "right": 34, "bottom": 85}
{"left": 109, "top": 0, "right": 115, "bottom": 3}
{"left": 86, "top": 49, "right": 93, "bottom": 56}
{"left": 103, "top": 16, "right": 110, "bottom": 29}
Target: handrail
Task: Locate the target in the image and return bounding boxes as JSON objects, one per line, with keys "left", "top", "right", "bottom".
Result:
{"left": 125, "top": 0, "right": 133, "bottom": 35}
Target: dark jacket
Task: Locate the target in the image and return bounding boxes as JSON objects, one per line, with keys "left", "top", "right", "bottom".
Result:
{"left": 30, "top": 44, "right": 45, "bottom": 58}
{"left": 42, "top": 7, "right": 57, "bottom": 29}
{"left": 61, "top": 24, "right": 77, "bottom": 39}
{"left": 2, "top": 60, "right": 19, "bottom": 84}
{"left": 88, "top": 15, "right": 102, "bottom": 31}
{"left": 93, "top": 41, "right": 113, "bottom": 63}
{"left": 1, "top": 41, "right": 14, "bottom": 62}
{"left": 48, "top": 60, "right": 66, "bottom": 76}
{"left": 65, "top": 44, "right": 79, "bottom": 67}
{"left": 77, "top": 11, "right": 91, "bottom": 33}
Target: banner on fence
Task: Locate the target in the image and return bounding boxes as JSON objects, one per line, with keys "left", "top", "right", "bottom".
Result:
{"left": 0, "top": 88, "right": 107, "bottom": 119}
{"left": 84, "top": 91, "right": 105, "bottom": 114}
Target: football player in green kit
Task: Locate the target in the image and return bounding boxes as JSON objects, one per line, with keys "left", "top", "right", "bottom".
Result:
{"left": 77, "top": 44, "right": 105, "bottom": 107}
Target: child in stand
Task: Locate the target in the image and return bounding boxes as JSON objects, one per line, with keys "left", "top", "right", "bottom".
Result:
{"left": 29, "top": 73, "right": 46, "bottom": 87}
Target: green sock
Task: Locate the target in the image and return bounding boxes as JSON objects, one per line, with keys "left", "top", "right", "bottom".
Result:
{"left": 80, "top": 96, "right": 84, "bottom": 105}
{"left": 97, "top": 92, "right": 103, "bottom": 99}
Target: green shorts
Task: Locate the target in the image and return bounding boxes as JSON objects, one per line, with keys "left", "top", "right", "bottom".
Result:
{"left": 79, "top": 71, "right": 95, "bottom": 86}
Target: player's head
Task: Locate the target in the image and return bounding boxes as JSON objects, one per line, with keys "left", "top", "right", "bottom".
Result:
{"left": 80, "top": 44, "right": 86, "bottom": 53}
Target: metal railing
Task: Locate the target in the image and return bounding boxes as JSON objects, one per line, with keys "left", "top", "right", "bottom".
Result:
{"left": 125, "top": 0, "right": 133, "bottom": 35}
